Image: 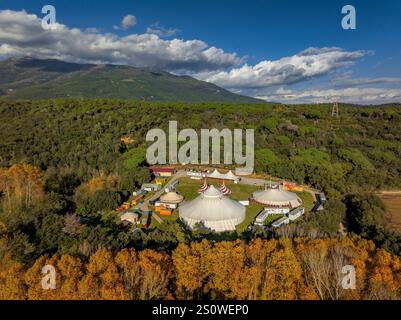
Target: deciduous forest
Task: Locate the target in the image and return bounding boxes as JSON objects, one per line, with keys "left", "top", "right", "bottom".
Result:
{"left": 1, "top": 238, "right": 400, "bottom": 300}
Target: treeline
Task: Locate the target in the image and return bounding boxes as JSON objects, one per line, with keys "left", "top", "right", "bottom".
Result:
{"left": 1, "top": 237, "right": 400, "bottom": 300}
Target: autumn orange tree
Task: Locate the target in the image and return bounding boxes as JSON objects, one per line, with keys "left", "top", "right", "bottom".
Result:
{"left": 0, "top": 237, "right": 400, "bottom": 300}
{"left": 203, "top": 240, "right": 260, "bottom": 300}
{"left": 77, "top": 248, "right": 129, "bottom": 300}
{"left": 367, "top": 248, "right": 401, "bottom": 299}
{"left": 0, "top": 254, "right": 27, "bottom": 300}
{"left": 172, "top": 239, "right": 211, "bottom": 299}
{"left": 261, "top": 238, "right": 303, "bottom": 300}
{"left": 137, "top": 249, "right": 172, "bottom": 300}
{"left": 115, "top": 248, "right": 141, "bottom": 299}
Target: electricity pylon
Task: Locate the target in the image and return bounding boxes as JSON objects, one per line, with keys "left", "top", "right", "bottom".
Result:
{"left": 328, "top": 95, "right": 340, "bottom": 118}
{"left": 332, "top": 101, "right": 339, "bottom": 118}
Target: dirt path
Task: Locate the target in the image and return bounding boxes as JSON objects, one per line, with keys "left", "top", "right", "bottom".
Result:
{"left": 377, "top": 190, "right": 401, "bottom": 195}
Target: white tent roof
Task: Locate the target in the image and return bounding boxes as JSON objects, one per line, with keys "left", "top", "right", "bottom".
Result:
{"left": 121, "top": 212, "right": 139, "bottom": 224}
{"left": 226, "top": 170, "right": 238, "bottom": 180}
{"left": 160, "top": 191, "right": 184, "bottom": 204}
{"left": 179, "top": 185, "right": 245, "bottom": 232}
{"left": 207, "top": 169, "right": 222, "bottom": 179}
{"left": 253, "top": 187, "right": 302, "bottom": 208}
{"left": 207, "top": 169, "right": 239, "bottom": 181}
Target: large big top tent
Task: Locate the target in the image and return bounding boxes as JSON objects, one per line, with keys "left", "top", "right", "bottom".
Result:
{"left": 252, "top": 187, "right": 302, "bottom": 208}
{"left": 179, "top": 185, "right": 245, "bottom": 232}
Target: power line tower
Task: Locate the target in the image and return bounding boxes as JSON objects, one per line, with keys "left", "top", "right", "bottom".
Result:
{"left": 331, "top": 96, "right": 340, "bottom": 118}
{"left": 332, "top": 101, "right": 339, "bottom": 118}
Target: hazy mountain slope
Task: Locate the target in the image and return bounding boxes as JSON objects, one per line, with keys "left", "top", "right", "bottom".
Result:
{"left": 0, "top": 57, "right": 262, "bottom": 103}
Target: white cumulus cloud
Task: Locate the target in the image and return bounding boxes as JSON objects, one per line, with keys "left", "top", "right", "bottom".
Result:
{"left": 195, "top": 47, "right": 372, "bottom": 89}
{"left": 114, "top": 14, "right": 137, "bottom": 30}
{"left": 0, "top": 10, "right": 241, "bottom": 72}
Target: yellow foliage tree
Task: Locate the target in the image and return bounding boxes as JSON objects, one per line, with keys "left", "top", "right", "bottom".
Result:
{"left": 78, "top": 248, "right": 129, "bottom": 300}
{"left": 368, "top": 249, "right": 399, "bottom": 299}
{"left": 24, "top": 256, "right": 59, "bottom": 300}
{"left": 138, "top": 249, "right": 172, "bottom": 300}
{"left": 0, "top": 255, "right": 27, "bottom": 300}
{"left": 86, "top": 171, "right": 118, "bottom": 195}
{"left": 115, "top": 248, "right": 141, "bottom": 300}
{"left": 0, "top": 164, "right": 44, "bottom": 211}
{"left": 56, "top": 255, "right": 84, "bottom": 300}
{"left": 262, "top": 238, "right": 302, "bottom": 300}
{"left": 172, "top": 240, "right": 210, "bottom": 299}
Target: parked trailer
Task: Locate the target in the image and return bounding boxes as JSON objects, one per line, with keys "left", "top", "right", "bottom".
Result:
{"left": 156, "top": 208, "right": 173, "bottom": 216}
{"left": 142, "top": 183, "right": 161, "bottom": 192}
{"left": 187, "top": 171, "right": 203, "bottom": 178}
{"left": 272, "top": 216, "right": 290, "bottom": 228}
{"left": 263, "top": 207, "right": 290, "bottom": 214}
{"left": 288, "top": 207, "right": 305, "bottom": 221}
{"left": 155, "top": 202, "right": 178, "bottom": 209}
{"left": 255, "top": 209, "right": 270, "bottom": 226}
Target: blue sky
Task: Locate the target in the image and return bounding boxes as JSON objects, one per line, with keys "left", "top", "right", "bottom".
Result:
{"left": 0, "top": 0, "right": 400, "bottom": 104}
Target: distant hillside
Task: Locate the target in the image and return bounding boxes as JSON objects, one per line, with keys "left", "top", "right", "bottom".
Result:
{"left": 0, "top": 57, "right": 262, "bottom": 103}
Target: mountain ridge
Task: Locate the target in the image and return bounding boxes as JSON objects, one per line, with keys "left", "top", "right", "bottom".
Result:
{"left": 0, "top": 57, "right": 263, "bottom": 103}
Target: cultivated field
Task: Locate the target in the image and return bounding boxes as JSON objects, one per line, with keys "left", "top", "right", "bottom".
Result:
{"left": 379, "top": 192, "right": 401, "bottom": 232}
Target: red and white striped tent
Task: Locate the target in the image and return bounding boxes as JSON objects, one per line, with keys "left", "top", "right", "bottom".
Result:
{"left": 218, "top": 181, "right": 232, "bottom": 196}
{"left": 197, "top": 180, "right": 209, "bottom": 193}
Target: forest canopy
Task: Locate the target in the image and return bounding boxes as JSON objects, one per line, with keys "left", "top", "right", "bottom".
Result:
{"left": 0, "top": 99, "right": 401, "bottom": 300}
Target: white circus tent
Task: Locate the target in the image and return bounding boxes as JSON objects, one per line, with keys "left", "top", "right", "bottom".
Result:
{"left": 179, "top": 185, "right": 245, "bottom": 232}
{"left": 160, "top": 191, "right": 184, "bottom": 204}
{"left": 252, "top": 186, "right": 302, "bottom": 208}
{"left": 207, "top": 169, "right": 239, "bottom": 181}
